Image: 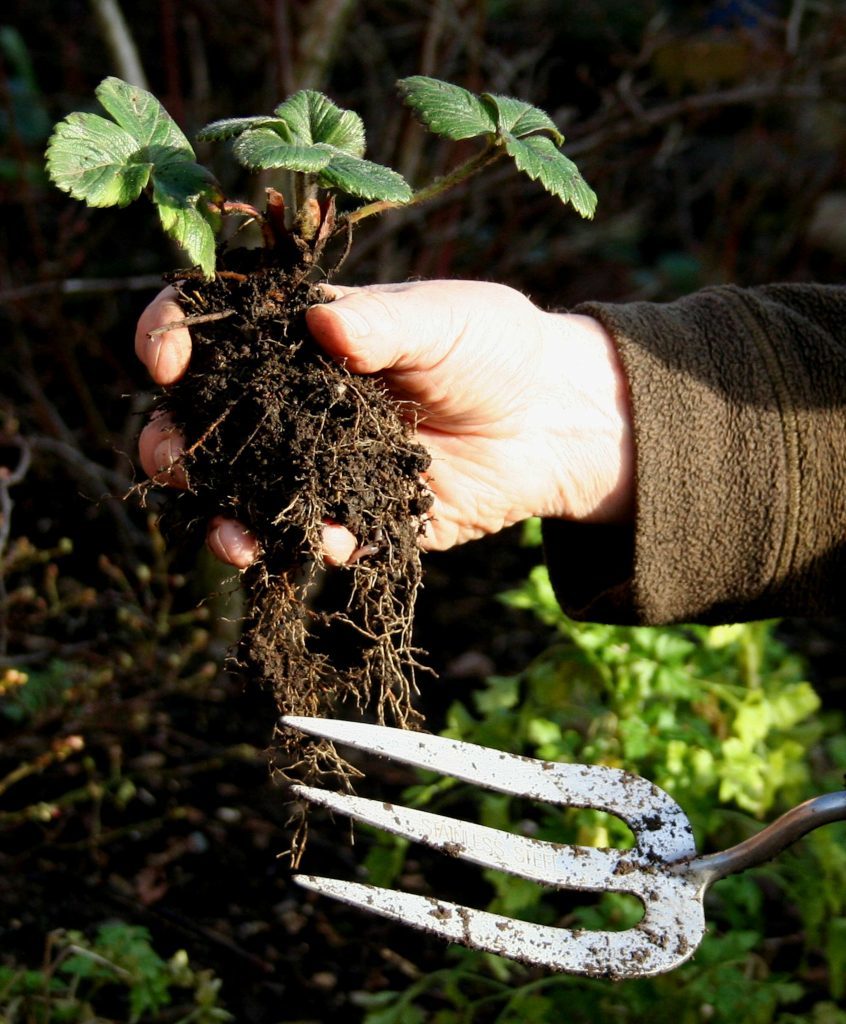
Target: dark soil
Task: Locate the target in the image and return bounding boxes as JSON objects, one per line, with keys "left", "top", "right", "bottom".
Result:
{"left": 153, "top": 240, "right": 433, "bottom": 817}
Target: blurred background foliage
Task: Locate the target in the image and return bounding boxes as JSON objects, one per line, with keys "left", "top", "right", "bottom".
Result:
{"left": 1, "top": 1, "right": 846, "bottom": 1021}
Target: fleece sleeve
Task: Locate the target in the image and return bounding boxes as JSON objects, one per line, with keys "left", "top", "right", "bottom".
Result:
{"left": 542, "top": 283, "right": 846, "bottom": 624}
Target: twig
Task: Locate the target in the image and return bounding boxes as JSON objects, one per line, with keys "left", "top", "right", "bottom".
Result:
{"left": 25, "top": 435, "right": 138, "bottom": 558}
{"left": 148, "top": 309, "right": 236, "bottom": 337}
{"left": 294, "top": 0, "right": 356, "bottom": 91}
{"left": 0, "top": 437, "right": 31, "bottom": 553}
{"left": 29, "top": 437, "right": 128, "bottom": 494}
{"left": 89, "top": 0, "right": 148, "bottom": 88}
{"left": 0, "top": 641, "right": 94, "bottom": 670}
{"left": 64, "top": 944, "right": 134, "bottom": 982}
{"left": 0, "top": 737, "right": 84, "bottom": 800}
{"left": 0, "top": 437, "right": 32, "bottom": 657}
{"left": 271, "top": 0, "right": 297, "bottom": 98}
{"left": 184, "top": 401, "right": 240, "bottom": 459}
{"left": 566, "top": 81, "right": 822, "bottom": 158}
{"left": 786, "top": 0, "right": 807, "bottom": 56}
{"left": 0, "top": 274, "right": 164, "bottom": 305}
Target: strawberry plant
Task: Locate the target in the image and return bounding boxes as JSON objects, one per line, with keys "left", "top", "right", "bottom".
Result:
{"left": 45, "top": 76, "right": 596, "bottom": 801}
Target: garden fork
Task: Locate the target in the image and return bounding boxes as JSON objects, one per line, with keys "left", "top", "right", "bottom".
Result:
{"left": 282, "top": 716, "right": 846, "bottom": 979}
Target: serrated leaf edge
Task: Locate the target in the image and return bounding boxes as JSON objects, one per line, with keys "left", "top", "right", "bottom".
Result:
{"left": 196, "top": 116, "right": 281, "bottom": 142}
{"left": 396, "top": 75, "right": 497, "bottom": 140}
{"left": 503, "top": 133, "right": 597, "bottom": 219}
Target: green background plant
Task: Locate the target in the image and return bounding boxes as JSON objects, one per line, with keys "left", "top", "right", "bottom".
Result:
{"left": 354, "top": 527, "right": 846, "bottom": 1023}
{"left": 0, "top": 923, "right": 232, "bottom": 1023}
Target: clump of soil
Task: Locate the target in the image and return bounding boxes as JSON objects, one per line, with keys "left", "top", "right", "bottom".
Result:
{"left": 150, "top": 236, "right": 433, "bottom": 821}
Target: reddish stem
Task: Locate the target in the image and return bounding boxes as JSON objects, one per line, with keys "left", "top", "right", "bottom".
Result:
{"left": 216, "top": 200, "right": 276, "bottom": 249}
{"left": 265, "top": 188, "right": 289, "bottom": 245}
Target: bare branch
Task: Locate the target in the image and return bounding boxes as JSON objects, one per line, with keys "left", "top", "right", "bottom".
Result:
{"left": 89, "top": 0, "right": 149, "bottom": 88}
{"left": 566, "top": 80, "right": 823, "bottom": 158}
{"left": 0, "top": 274, "right": 163, "bottom": 306}
{"left": 0, "top": 436, "right": 32, "bottom": 657}
{"left": 786, "top": 0, "right": 808, "bottom": 56}
{"left": 293, "top": 0, "right": 356, "bottom": 91}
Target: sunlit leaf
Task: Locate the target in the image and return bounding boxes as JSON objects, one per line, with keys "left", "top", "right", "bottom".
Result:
{"left": 154, "top": 187, "right": 217, "bottom": 277}
{"left": 319, "top": 151, "right": 412, "bottom": 202}
{"left": 397, "top": 75, "right": 497, "bottom": 140}
{"left": 45, "top": 112, "right": 152, "bottom": 206}
{"left": 273, "top": 89, "right": 366, "bottom": 155}
{"left": 46, "top": 76, "right": 221, "bottom": 276}
{"left": 481, "top": 93, "right": 564, "bottom": 144}
{"left": 503, "top": 133, "right": 597, "bottom": 218}
{"left": 196, "top": 116, "right": 280, "bottom": 142}
{"left": 232, "top": 128, "right": 333, "bottom": 171}
{"left": 96, "top": 76, "right": 192, "bottom": 153}
{"left": 152, "top": 155, "right": 220, "bottom": 223}
{"left": 768, "top": 681, "right": 821, "bottom": 730}
{"left": 153, "top": 158, "right": 218, "bottom": 275}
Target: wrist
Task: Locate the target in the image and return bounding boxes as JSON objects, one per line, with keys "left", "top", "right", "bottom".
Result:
{"left": 538, "top": 310, "right": 635, "bottom": 524}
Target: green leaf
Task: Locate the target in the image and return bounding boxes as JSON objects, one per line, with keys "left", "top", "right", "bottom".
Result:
{"left": 230, "top": 119, "right": 410, "bottom": 202}
{"left": 155, "top": 195, "right": 217, "bottom": 277}
{"left": 232, "top": 128, "right": 333, "bottom": 172}
{"left": 45, "top": 112, "right": 152, "bottom": 206}
{"left": 96, "top": 76, "right": 192, "bottom": 154}
{"left": 152, "top": 161, "right": 218, "bottom": 275}
{"left": 273, "top": 89, "right": 366, "bottom": 155}
{"left": 397, "top": 76, "right": 497, "bottom": 140}
{"left": 481, "top": 93, "right": 564, "bottom": 144}
{"left": 46, "top": 77, "right": 222, "bottom": 275}
{"left": 363, "top": 834, "right": 409, "bottom": 888}
{"left": 398, "top": 77, "right": 595, "bottom": 218}
{"left": 503, "top": 134, "right": 597, "bottom": 218}
{"left": 319, "top": 151, "right": 412, "bottom": 202}
{"left": 365, "top": 1002, "right": 426, "bottom": 1024}
{"left": 196, "top": 116, "right": 280, "bottom": 142}
{"left": 149, "top": 150, "right": 218, "bottom": 195}
{"left": 768, "top": 680, "right": 821, "bottom": 730}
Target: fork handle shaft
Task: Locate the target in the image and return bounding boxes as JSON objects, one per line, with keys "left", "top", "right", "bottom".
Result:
{"left": 689, "top": 790, "right": 846, "bottom": 884}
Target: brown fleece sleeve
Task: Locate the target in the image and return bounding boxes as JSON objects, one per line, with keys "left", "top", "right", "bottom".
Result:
{"left": 542, "top": 283, "right": 846, "bottom": 624}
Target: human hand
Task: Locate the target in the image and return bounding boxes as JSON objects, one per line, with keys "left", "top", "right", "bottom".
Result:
{"left": 135, "top": 280, "right": 634, "bottom": 567}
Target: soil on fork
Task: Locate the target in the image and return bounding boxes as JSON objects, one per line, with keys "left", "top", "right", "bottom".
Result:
{"left": 154, "top": 244, "right": 433, "bottom": 832}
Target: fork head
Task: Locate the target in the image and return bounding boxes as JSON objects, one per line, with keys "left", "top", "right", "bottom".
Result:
{"left": 282, "top": 716, "right": 705, "bottom": 978}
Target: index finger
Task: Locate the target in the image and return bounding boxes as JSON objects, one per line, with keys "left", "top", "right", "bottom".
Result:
{"left": 135, "top": 286, "right": 192, "bottom": 385}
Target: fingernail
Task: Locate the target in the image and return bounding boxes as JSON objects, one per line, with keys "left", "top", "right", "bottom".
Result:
{"left": 210, "top": 521, "right": 257, "bottom": 568}
{"left": 315, "top": 283, "right": 342, "bottom": 301}
{"left": 153, "top": 437, "right": 185, "bottom": 486}
{"left": 148, "top": 333, "right": 180, "bottom": 383}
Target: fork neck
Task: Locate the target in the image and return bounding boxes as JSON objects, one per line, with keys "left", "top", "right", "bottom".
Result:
{"left": 683, "top": 790, "right": 846, "bottom": 886}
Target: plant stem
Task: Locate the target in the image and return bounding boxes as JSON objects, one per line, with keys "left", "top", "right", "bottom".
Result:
{"left": 343, "top": 141, "right": 503, "bottom": 227}
{"left": 218, "top": 200, "right": 276, "bottom": 248}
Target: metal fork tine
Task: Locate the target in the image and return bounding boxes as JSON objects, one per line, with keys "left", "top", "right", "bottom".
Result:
{"left": 285, "top": 718, "right": 846, "bottom": 977}
{"left": 292, "top": 783, "right": 628, "bottom": 891}
{"left": 281, "top": 716, "right": 696, "bottom": 860}
{"left": 285, "top": 718, "right": 709, "bottom": 976}
{"left": 293, "top": 873, "right": 702, "bottom": 979}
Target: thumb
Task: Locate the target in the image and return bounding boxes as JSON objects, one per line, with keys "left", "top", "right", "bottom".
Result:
{"left": 306, "top": 281, "right": 465, "bottom": 375}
